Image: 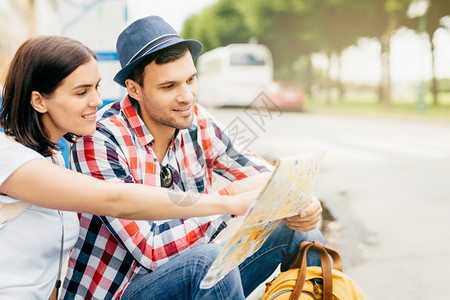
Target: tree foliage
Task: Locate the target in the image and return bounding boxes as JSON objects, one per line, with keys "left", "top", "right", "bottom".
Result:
{"left": 182, "top": 0, "right": 252, "bottom": 53}
{"left": 182, "top": 0, "right": 450, "bottom": 104}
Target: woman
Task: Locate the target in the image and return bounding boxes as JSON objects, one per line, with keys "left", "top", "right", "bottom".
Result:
{"left": 0, "top": 36, "right": 265, "bottom": 299}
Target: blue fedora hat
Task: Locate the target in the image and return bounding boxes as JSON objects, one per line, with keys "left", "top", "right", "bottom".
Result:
{"left": 114, "top": 16, "right": 203, "bottom": 87}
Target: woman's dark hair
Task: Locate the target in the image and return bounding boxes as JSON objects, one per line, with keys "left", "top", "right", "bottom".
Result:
{"left": 0, "top": 35, "right": 96, "bottom": 157}
{"left": 128, "top": 42, "right": 190, "bottom": 87}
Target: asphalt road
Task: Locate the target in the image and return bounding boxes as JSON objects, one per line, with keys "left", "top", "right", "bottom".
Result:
{"left": 207, "top": 106, "right": 450, "bottom": 299}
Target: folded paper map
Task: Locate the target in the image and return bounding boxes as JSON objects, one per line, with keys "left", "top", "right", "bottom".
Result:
{"left": 200, "top": 151, "right": 324, "bottom": 289}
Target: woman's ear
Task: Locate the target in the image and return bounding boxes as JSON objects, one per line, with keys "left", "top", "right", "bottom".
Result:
{"left": 30, "top": 91, "right": 48, "bottom": 113}
{"left": 125, "top": 79, "right": 141, "bottom": 102}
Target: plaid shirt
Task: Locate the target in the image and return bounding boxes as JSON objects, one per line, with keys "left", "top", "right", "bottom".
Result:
{"left": 62, "top": 96, "right": 272, "bottom": 299}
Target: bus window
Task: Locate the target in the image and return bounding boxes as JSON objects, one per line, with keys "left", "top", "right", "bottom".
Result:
{"left": 197, "top": 43, "right": 273, "bottom": 108}
{"left": 230, "top": 52, "right": 266, "bottom": 66}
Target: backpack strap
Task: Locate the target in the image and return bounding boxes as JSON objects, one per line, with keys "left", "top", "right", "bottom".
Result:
{"left": 289, "top": 241, "right": 335, "bottom": 300}
{"left": 0, "top": 201, "right": 30, "bottom": 228}
{"left": 0, "top": 132, "right": 30, "bottom": 228}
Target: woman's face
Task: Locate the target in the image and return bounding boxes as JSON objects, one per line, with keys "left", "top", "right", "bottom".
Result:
{"left": 40, "top": 57, "right": 102, "bottom": 143}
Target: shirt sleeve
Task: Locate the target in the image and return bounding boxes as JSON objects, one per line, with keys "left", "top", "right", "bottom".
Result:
{"left": 196, "top": 105, "right": 274, "bottom": 181}
{"left": 71, "top": 126, "right": 231, "bottom": 271}
{"left": 0, "top": 134, "right": 43, "bottom": 203}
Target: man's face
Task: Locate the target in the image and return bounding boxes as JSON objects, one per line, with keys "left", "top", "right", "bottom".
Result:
{"left": 132, "top": 51, "right": 198, "bottom": 135}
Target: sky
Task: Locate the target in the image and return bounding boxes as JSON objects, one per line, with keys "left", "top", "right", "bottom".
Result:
{"left": 127, "top": 0, "right": 450, "bottom": 87}
{"left": 127, "top": 0, "right": 216, "bottom": 31}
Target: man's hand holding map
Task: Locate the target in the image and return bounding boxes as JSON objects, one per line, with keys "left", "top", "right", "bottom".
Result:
{"left": 200, "top": 151, "right": 325, "bottom": 289}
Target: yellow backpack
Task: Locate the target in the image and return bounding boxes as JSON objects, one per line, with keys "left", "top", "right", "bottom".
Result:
{"left": 262, "top": 241, "right": 367, "bottom": 300}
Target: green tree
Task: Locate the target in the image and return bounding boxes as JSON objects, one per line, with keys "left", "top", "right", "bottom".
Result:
{"left": 397, "top": 0, "right": 450, "bottom": 106}
{"left": 182, "top": 0, "right": 450, "bottom": 108}
{"left": 182, "top": 0, "right": 252, "bottom": 53}
{"left": 238, "top": 0, "right": 319, "bottom": 81}
{"left": 423, "top": 0, "right": 450, "bottom": 105}
{"left": 238, "top": 0, "right": 401, "bottom": 104}
{"left": 349, "top": 0, "right": 411, "bottom": 107}
{"left": 309, "top": 0, "right": 377, "bottom": 102}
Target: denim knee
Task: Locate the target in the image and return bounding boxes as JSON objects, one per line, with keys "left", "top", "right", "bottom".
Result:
{"left": 191, "top": 244, "right": 245, "bottom": 299}
{"left": 187, "top": 244, "right": 222, "bottom": 279}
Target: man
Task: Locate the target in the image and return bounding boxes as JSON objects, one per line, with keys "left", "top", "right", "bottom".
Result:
{"left": 62, "top": 16, "right": 324, "bottom": 299}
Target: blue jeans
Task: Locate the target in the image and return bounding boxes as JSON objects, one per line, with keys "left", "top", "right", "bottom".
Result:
{"left": 121, "top": 222, "right": 324, "bottom": 299}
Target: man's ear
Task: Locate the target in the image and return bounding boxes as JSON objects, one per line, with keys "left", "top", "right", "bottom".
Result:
{"left": 125, "top": 79, "right": 142, "bottom": 101}
{"left": 30, "top": 91, "right": 48, "bottom": 113}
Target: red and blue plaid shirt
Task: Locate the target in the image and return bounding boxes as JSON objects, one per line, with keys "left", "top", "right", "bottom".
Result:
{"left": 62, "top": 96, "right": 272, "bottom": 299}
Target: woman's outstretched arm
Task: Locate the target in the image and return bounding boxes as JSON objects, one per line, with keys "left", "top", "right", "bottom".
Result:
{"left": 0, "top": 158, "right": 260, "bottom": 220}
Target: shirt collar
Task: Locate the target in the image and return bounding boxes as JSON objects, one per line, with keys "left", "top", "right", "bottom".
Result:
{"left": 121, "top": 96, "right": 155, "bottom": 147}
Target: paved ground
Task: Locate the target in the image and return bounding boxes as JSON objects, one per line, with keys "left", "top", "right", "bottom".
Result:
{"left": 208, "top": 108, "right": 450, "bottom": 299}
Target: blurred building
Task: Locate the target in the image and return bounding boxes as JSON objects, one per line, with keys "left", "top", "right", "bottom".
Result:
{"left": 0, "top": 0, "right": 37, "bottom": 81}
{"left": 0, "top": 0, "right": 127, "bottom": 102}
{"left": 0, "top": 0, "right": 128, "bottom": 165}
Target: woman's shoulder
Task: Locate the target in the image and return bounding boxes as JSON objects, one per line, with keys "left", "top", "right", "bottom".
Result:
{"left": 0, "top": 132, "right": 44, "bottom": 184}
{"left": 0, "top": 132, "right": 42, "bottom": 157}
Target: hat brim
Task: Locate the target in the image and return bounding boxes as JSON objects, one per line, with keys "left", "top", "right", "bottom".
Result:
{"left": 114, "top": 38, "right": 202, "bottom": 87}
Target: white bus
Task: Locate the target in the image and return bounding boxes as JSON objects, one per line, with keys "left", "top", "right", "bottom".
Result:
{"left": 196, "top": 43, "right": 273, "bottom": 107}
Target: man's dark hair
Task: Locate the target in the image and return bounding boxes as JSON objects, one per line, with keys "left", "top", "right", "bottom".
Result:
{"left": 128, "top": 42, "right": 191, "bottom": 87}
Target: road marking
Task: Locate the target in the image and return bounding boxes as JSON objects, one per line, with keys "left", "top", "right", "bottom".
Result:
{"left": 254, "top": 137, "right": 384, "bottom": 163}
{"left": 340, "top": 136, "right": 448, "bottom": 159}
